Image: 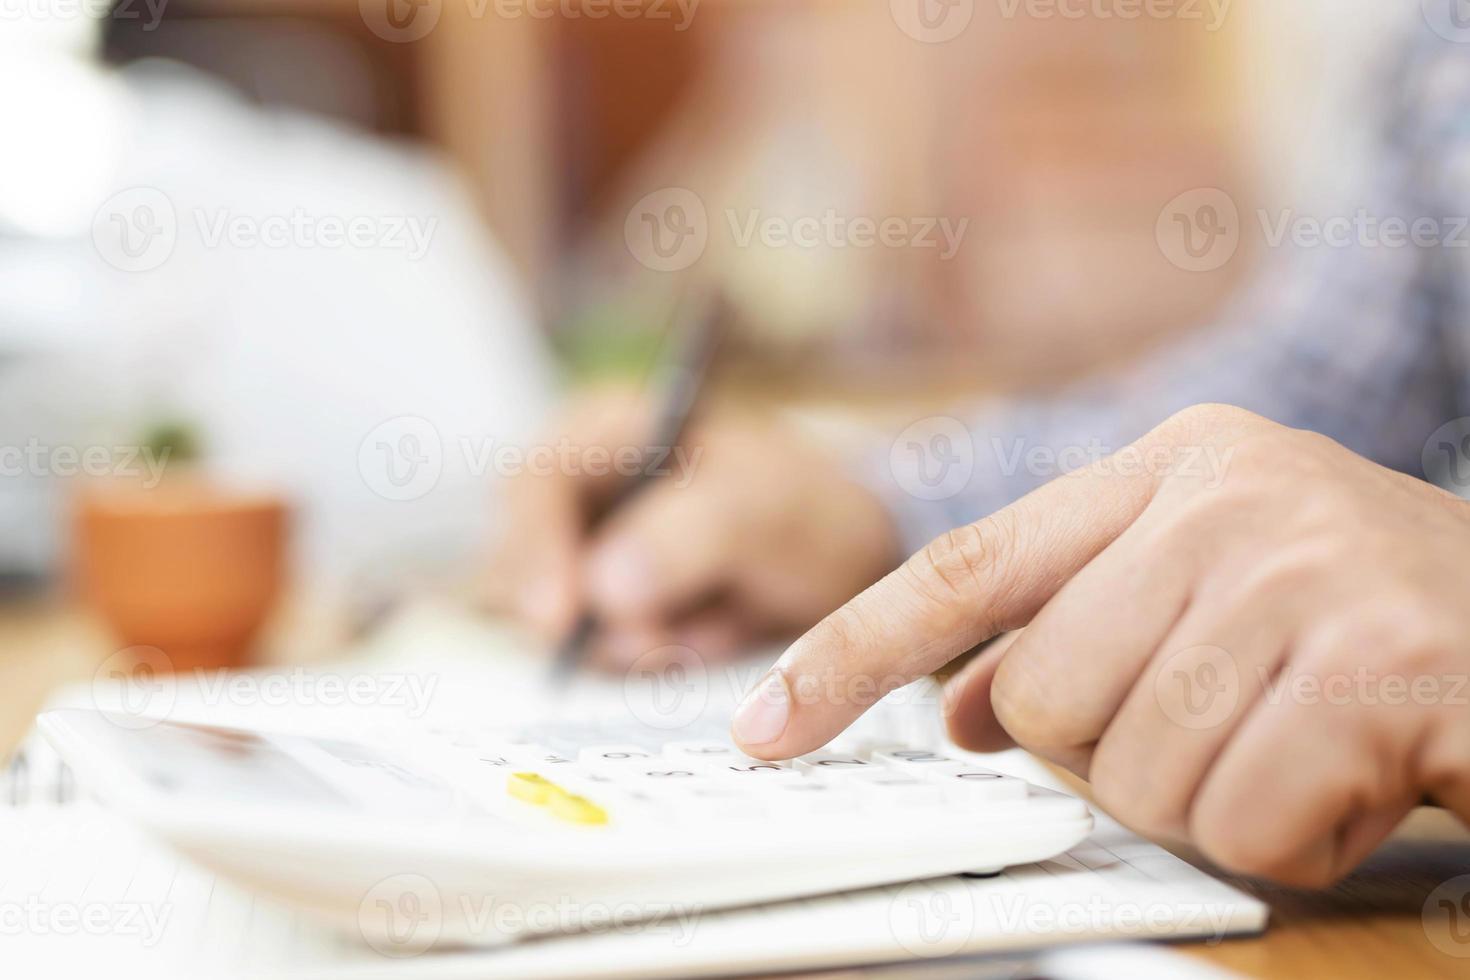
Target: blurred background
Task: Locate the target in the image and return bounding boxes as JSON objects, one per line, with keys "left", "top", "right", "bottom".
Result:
{"left": 0, "top": 1, "right": 1409, "bottom": 719}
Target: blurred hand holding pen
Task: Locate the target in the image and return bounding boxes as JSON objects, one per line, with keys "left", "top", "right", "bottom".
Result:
{"left": 547, "top": 289, "right": 727, "bottom": 688}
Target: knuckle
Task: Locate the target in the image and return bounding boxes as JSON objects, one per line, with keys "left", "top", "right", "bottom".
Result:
{"left": 907, "top": 515, "right": 1016, "bottom": 616}
{"left": 1224, "top": 852, "right": 1335, "bottom": 889}
{"left": 1230, "top": 542, "right": 1341, "bottom": 600}
{"left": 1378, "top": 600, "right": 1458, "bottom": 660}
{"left": 1222, "top": 435, "right": 1283, "bottom": 478}
{"left": 1384, "top": 629, "right": 1456, "bottom": 681}
{"left": 1088, "top": 740, "right": 1185, "bottom": 839}
{"left": 1142, "top": 483, "right": 1239, "bottom": 549}
{"left": 911, "top": 529, "right": 979, "bottom": 602}
{"left": 1188, "top": 777, "right": 1270, "bottom": 875}
{"left": 1095, "top": 779, "right": 1181, "bottom": 841}
{"left": 1227, "top": 427, "right": 1348, "bottom": 491}
{"left": 1158, "top": 403, "right": 1265, "bottom": 443}
{"left": 1309, "top": 599, "right": 1456, "bottom": 679}
{"left": 1190, "top": 772, "right": 1353, "bottom": 888}
{"left": 1422, "top": 732, "right": 1470, "bottom": 794}
{"left": 812, "top": 603, "right": 881, "bottom": 663}
{"left": 1237, "top": 427, "right": 1304, "bottom": 463}
{"left": 1146, "top": 461, "right": 1346, "bottom": 553}
{"left": 1190, "top": 805, "right": 1291, "bottom": 881}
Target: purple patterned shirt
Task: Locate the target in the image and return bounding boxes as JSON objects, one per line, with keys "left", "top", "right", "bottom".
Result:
{"left": 878, "top": 12, "right": 1470, "bottom": 551}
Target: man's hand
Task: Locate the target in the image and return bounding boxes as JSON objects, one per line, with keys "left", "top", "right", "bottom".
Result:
{"left": 731, "top": 404, "right": 1470, "bottom": 886}
{"left": 495, "top": 387, "right": 900, "bottom": 667}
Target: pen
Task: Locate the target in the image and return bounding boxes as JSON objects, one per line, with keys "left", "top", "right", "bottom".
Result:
{"left": 547, "top": 291, "right": 726, "bottom": 688}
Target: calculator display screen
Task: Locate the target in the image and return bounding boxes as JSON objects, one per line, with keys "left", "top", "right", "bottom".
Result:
{"left": 112, "top": 720, "right": 349, "bottom": 806}
{"left": 111, "top": 719, "right": 466, "bottom": 817}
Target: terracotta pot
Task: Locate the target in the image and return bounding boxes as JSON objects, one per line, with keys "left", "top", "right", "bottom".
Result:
{"left": 73, "top": 478, "right": 289, "bottom": 672}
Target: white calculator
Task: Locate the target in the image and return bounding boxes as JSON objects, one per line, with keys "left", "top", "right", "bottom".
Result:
{"left": 37, "top": 708, "right": 1092, "bottom": 951}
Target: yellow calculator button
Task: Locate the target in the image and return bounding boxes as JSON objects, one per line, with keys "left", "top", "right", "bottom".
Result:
{"left": 507, "top": 772, "right": 555, "bottom": 805}
{"left": 549, "top": 792, "right": 609, "bottom": 825}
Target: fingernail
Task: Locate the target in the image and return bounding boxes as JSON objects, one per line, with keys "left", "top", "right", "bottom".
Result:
{"left": 586, "top": 540, "right": 653, "bottom": 611}
{"left": 732, "top": 670, "right": 791, "bottom": 747}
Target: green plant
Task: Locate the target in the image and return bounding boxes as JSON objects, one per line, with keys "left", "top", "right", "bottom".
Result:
{"left": 139, "top": 419, "right": 202, "bottom": 467}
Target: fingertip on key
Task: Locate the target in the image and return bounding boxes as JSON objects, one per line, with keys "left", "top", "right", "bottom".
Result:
{"left": 731, "top": 669, "right": 791, "bottom": 754}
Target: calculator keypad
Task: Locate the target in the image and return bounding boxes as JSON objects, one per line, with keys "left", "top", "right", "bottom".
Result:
{"left": 435, "top": 721, "right": 1043, "bottom": 828}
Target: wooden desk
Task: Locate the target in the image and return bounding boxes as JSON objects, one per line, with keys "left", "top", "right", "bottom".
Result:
{"left": 1179, "top": 806, "right": 1470, "bottom": 979}
{"left": 3, "top": 599, "right": 1466, "bottom": 978}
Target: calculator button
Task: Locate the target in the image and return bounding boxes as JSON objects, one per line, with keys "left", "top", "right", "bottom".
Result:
{"left": 628, "top": 768, "right": 704, "bottom": 782}
{"left": 668, "top": 788, "right": 768, "bottom": 822}
{"left": 553, "top": 770, "right": 618, "bottom": 797}
{"left": 549, "top": 791, "right": 609, "bottom": 826}
{"left": 924, "top": 769, "right": 1029, "bottom": 803}
{"left": 793, "top": 755, "right": 873, "bottom": 774}
{"left": 577, "top": 746, "right": 656, "bottom": 766}
{"left": 663, "top": 747, "right": 763, "bottom": 774}
{"left": 662, "top": 741, "right": 740, "bottom": 759}
{"left": 854, "top": 775, "right": 944, "bottom": 807}
{"left": 715, "top": 760, "right": 795, "bottom": 774}
{"left": 515, "top": 724, "right": 620, "bottom": 755}
{"left": 711, "top": 767, "right": 802, "bottom": 784}
{"left": 826, "top": 736, "right": 883, "bottom": 759}
{"left": 506, "top": 772, "right": 556, "bottom": 805}
{"left": 504, "top": 744, "right": 575, "bottom": 769}
{"left": 762, "top": 781, "right": 858, "bottom": 814}
{"left": 870, "top": 747, "right": 965, "bottom": 771}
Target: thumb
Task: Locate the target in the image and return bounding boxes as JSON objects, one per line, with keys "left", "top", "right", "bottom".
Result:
{"left": 730, "top": 424, "right": 1185, "bottom": 759}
